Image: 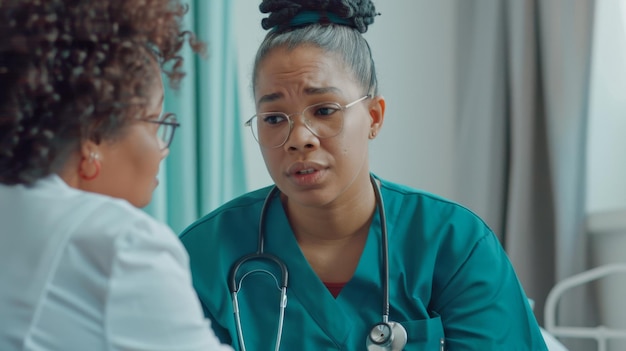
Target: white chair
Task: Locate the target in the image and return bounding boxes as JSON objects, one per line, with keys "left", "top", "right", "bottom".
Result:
{"left": 543, "top": 264, "right": 626, "bottom": 351}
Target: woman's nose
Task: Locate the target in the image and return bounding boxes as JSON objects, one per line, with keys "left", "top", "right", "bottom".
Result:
{"left": 160, "top": 144, "right": 170, "bottom": 159}
{"left": 283, "top": 117, "right": 319, "bottom": 151}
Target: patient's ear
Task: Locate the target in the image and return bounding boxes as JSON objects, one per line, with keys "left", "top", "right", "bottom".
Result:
{"left": 76, "top": 140, "right": 103, "bottom": 185}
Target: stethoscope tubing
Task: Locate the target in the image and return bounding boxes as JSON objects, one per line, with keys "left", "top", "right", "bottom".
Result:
{"left": 228, "top": 252, "right": 288, "bottom": 293}
{"left": 228, "top": 185, "right": 287, "bottom": 351}
{"left": 371, "top": 175, "right": 391, "bottom": 322}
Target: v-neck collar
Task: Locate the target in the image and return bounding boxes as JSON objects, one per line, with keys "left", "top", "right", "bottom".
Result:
{"left": 263, "top": 191, "right": 386, "bottom": 346}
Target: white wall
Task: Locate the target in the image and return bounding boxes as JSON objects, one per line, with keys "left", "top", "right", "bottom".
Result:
{"left": 234, "top": 0, "right": 458, "bottom": 198}
{"left": 585, "top": 0, "right": 626, "bottom": 214}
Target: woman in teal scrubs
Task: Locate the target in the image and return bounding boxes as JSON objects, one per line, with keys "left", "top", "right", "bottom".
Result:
{"left": 180, "top": 0, "right": 548, "bottom": 350}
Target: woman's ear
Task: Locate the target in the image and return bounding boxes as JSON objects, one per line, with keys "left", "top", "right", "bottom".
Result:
{"left": 77, "top": 141, "right": 102, "bottom": 182}
{"left": 368, "top": 95, "right": 385, "bottom": 139}
{"left": 79, "top": 141, "right": 99, "bottom": 162}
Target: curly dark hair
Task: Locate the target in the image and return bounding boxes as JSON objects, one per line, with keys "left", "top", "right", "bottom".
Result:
{"left": 259, "top": 0, "right": 378, "bottom": 33}
{"left": 0, "top": 0, "right": 204, "bottom": 185}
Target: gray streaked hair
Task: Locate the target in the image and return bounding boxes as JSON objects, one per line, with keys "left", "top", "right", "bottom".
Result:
{"left": 252, "top": 24, "right": 378, "bottom": 97}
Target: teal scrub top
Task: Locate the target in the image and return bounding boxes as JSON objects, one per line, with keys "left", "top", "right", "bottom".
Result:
{"left": 180, "top": 175, "right": 548, "bottom": 350}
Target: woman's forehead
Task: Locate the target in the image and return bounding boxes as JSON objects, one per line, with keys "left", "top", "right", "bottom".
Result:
{"left": 254, "top": 46, "right": 356, "bottom": 99}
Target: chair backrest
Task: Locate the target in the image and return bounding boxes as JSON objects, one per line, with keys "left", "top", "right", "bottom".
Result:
{"left": 543, "top": 264, "right": 626, "bottom": 351}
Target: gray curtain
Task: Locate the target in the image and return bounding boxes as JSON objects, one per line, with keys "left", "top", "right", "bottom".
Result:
{"left": 453, "top": 1, "right": 595, "bottom": 350}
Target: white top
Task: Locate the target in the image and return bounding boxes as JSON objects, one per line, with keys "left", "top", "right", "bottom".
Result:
{"left": 0, "top": 175, "right": 232, "bottom": 351}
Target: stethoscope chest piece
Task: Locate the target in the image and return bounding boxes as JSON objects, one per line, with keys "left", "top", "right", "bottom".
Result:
{"left": 366, "top": 321, "right": 407, "bottom": 351}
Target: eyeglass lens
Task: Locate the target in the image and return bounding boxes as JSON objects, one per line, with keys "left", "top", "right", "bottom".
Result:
{"left": 158, "top": 123, "right": 172, "bottom": 146}
{"left": 157, "top": 114, "right": 177, "bottom": 148}
{"left": 251, "top": 102, "right": 344, "bottom": 148}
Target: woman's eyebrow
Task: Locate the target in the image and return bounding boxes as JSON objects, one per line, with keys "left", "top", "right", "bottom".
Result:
{"left": 147, "top": 95, "right": 166, "bottom": 120}
{"left": 257, "top": 92, "right": 282, "bottom": 106}
{"left": 256, "top": 87, "right": 342, "bottom": 107}
{"left": 303, "top": 86, "right": 341, "bottom": 95}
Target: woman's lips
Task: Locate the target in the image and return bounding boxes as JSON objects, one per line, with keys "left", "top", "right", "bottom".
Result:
{"left": 287, "top": 163, "right": 326, "bottom": 186}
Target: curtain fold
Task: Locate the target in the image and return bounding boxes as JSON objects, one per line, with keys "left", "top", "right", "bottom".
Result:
{"left": 533, "top": 2, "right": 595, "bottom": 349}
{"left": 454, "top": 1, "right": 595, "bottom": 350}
{"left": 144, "top": 0, "right": 247, "bottom": 234}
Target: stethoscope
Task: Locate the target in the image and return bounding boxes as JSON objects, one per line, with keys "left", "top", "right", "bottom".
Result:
{"left": 228, "top": 175, "right": 408, "bottom": 351}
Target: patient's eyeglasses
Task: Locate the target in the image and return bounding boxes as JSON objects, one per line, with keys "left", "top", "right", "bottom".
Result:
{"left": 244, "top": 95, "right": 371, "bottom": 148}
{"left": 139, "top": 112, "right": 180, "bottom": 149}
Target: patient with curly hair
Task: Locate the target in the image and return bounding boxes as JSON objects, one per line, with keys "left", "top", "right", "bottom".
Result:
{"left": 0, "top": 0, "right": 232, "bottom": 350}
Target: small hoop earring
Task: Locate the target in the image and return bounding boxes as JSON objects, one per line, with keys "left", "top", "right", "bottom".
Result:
{"left": 80, "top": 152, "right": 101, "bottom": 181}
{"left": 369, "top": 130, "right": 377, "bottom": 139}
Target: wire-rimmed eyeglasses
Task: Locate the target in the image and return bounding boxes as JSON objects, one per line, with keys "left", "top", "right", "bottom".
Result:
{"left": 139, "top": 112, "right": 180, "bottom": 149}
{"left": 244, "top": 95, "right": 371, "bottom": 148}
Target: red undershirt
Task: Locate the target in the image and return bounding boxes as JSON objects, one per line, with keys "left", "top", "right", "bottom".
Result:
{"left": 324, "top": 282, "right": 347, "bottom": 298}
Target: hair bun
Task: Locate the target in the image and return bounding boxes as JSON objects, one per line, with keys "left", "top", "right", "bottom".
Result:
{"left": 259, "top": 0, "right": 378, "bottom": 34}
